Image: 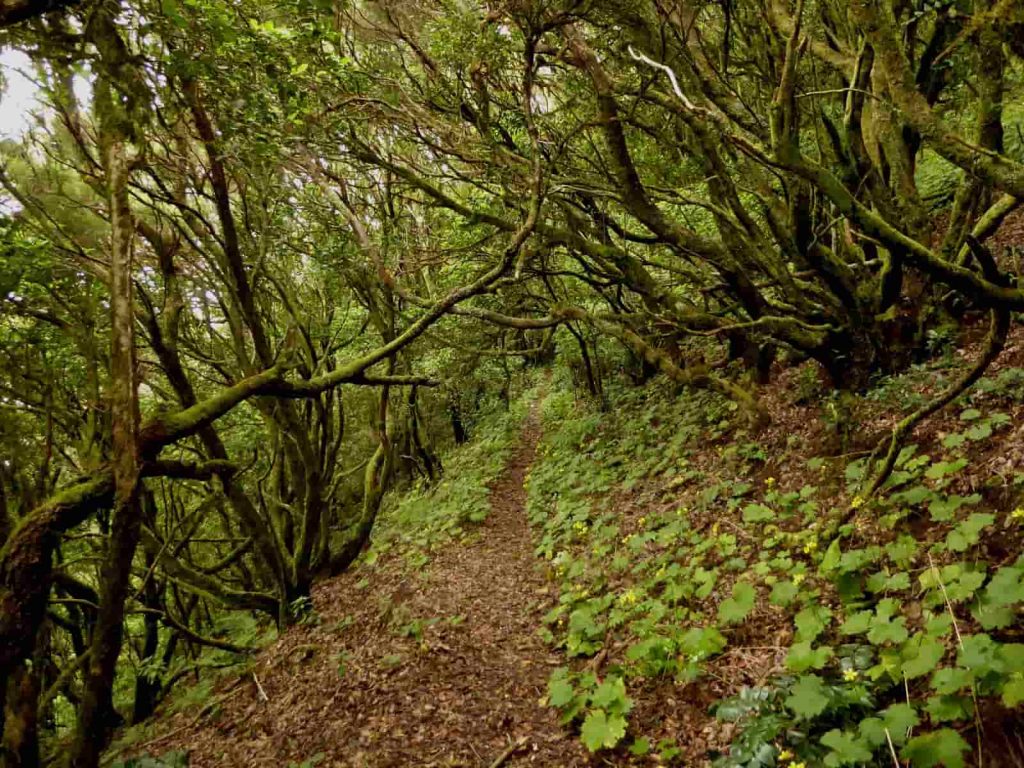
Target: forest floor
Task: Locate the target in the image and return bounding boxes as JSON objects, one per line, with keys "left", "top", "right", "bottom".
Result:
{"left": 138, "top": 399, "right": 594, "bottom": 767}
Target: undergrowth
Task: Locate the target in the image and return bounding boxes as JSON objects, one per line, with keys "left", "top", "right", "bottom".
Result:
{"left": 362, "top": 386, "right": 534, "bottom": 569}
{"left": 528, "top": 364, "right": 1024, "bottom": 766}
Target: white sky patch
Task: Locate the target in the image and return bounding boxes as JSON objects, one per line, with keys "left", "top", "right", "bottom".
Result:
{"left": 0, "top": 47, "right": 93, "bottom": 141}
{"left": 0, "top": 49, "right": 39, "bottom": 140}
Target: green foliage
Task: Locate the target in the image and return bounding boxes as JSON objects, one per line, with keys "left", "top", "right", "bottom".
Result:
{"left": 546, "top": 668, "right": 632, "bottom": 752}
{"left": 367, "top": 394, "right": 531, "bottom": 563}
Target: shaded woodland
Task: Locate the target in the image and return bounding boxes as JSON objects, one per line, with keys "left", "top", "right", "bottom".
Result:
{"left": 1, "top": 0, "right": 1024, "bottom": 765}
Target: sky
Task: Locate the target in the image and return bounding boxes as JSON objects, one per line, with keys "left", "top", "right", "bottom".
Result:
{"left": 0, "top": 48, "right": 41, "bottom": 140}
{"left": 0, "top": 47, "right": 91, "bottom": 140}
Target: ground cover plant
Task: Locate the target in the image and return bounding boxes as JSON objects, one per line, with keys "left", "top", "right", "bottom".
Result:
{"left": 1, "top": 0, "right": 1024, "bottom": 765}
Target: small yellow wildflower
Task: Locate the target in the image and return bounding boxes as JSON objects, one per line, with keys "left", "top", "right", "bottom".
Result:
{"left": 620, "top": 589, "right": 640, "bottom": 607}
{"left": 792, "top": 573, "right": 806, "bottom": 586}
{"left": 777, "top": 750, "right": 794, "bottom": 761}
{"left": 638, "top": 516, "right": 647, "bottom": 527}
{"left": 712, "top": 522, "right": 721, "bottom": 536}
{"left": 851, "top": 495, "right": 865, "bottom": 509}
{"left": 789, "top": 762, "right": 807, "bottom": 768}
{"left": 803, "top": 539, "right": 818, "bottom": 554}
{"left": 1011, "top": 507, "right": 1024, "bottom": 521}
{"left": 843, "top": 669, "right": 859, "bottom": 682}
{"left": 765, "top": 477, "right": 776, "bottom": 487}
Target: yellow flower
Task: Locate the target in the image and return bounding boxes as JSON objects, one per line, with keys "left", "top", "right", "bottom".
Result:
{"left": 777, "top": 750, "right": 793, "bottom": 761}
{"left": 792, "top": 573, "right": 806, "bottom": 586}
{"left": 851, "top": 495, "right": 865, "bottom": 509}
{"left": 843, "top": 668, "right": 859, "bottom": 682}
{"left": 638, "top": 516, "right": 647, "bottom": 527}
{"left": 803, "top": 539, "right": 818, "bottom": 554}
{"left": 765, "top": 477, "right": 776, "bottom": 487}
{"left": 1011, "top": 507, "right": 1024, "bottom": 521}
{"left": 789, "top": 762, "right": 806, "bottom": 768}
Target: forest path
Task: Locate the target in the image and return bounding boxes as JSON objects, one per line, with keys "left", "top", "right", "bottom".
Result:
{"left": 147, "top": 398, "right": 589, "bottom": 767}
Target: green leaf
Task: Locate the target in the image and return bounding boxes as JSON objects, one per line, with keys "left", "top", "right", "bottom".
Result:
{"left": 925, "top": 459, "right": 968, "bottom": 481}
{"left": 628, "top": 737, "right": 650, "bottom": 756}
{"left": 840, "top": 610, "right": 873, "bottom": 635}
{"left": 821, "top": 729, "right": 873, "bottom": 766}
{"left": 547, "top": 674, "right": 575, "bottom": 708}
{"left": 590, "top": 676, "right": 631, "bottom": 715}
{"left": 886, "top": 535, "right": 919, "bottom": 566}
{"left": 1002, "top": 677, "right": 1024, "bottom": 707}
{"left": 770, "top": 580, "right": 799, "bottom": 606}
{"left": 821, "top": 538, "right": 842, "bottom": 572}
{"left": 894, "top": 484, "right": 933, "bottom": 505}
{"left": 580, "top": 709, "right": 627, "bottom": 752}
{"left": 942, "top": 432, "right": 967, "bottom": 450}
{"left": 928, "top": 494, "right": 980, "bottom": 522}
{"left": 901, "top": 729, "right": 970, "bottom": 768}
{"left": 965, "top": 421, "right": 992, "bottom": 441}
{"left": 742, "top": 503, "right": 775, "bottom": 523}
{"left": 945, "top": 513, "right": 995, "bottom": 552}
{"left": 868, "top": 615, "right": 909, "bottom": 646}
{"left": 902, "top": 635, "right": 946, "bottom": 680}
{"left": 931, "top": 667, "right": 973, "bottom": 695}
{"left": 718, "top": 582, "right": 756, "bottom": 624}
{"left": 785, "top": 675, "right": 830, "bottom": 719}
{"left": 785, "top": 641, "right": 834, "bottom": 673}
{"left": 795, "top": 605, "right": 832, "bottom": 643}
{"left": 881, "top": 703, "right": 919, "bottom": 745}
{"left": 924, "top": 694, "right": 972, "bottom": 723}
{"left": 958, "top": 633, "right": 1004, "bottom": 675}
{"left": 679, "top": 626, "right": 727, "bottom": 660}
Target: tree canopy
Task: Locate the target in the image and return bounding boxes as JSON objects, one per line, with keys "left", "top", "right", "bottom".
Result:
{"left": 0, "top": 0, "right": 1022, "bottom": 764}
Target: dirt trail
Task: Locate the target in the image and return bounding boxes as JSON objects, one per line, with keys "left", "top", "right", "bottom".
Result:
{"left": 149, "top": 402, "right": 589, "bottom": 767}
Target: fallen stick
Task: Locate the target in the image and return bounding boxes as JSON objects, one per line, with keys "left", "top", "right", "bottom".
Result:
{"left": 488, "top": 736, "right": 529, "bottom": 768}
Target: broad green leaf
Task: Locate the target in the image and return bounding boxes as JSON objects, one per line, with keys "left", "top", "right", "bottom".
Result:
{"left": 785, "top": 675, "right": 829, "bottom": 719}
{"left": 868, "top": 616, "right": 909, "bottom": 646}
{"left": 785, "top": 641, "right": 833, "bottom": 673}
{"left": 742, "top": 503, "right": 774, "bottom": 523}
{"left": 718, "top": 582, "right": 756, "bottom": 624}
{"left": 902, "top": 635, "right": 946, "bottom": 679}
{"left": 901, "top": 728, "right": 970, "bottom": 768}
{"left": 881, "top": 703, "right": 919, "bottom": 745}
{"left": 580, "top": 709, "right": 627, "bottom": 752}
{"left": 1002, "top": 678, "right": 1024, "bottom": 707}
{"left": 770, "top": 580, "right": 799, "bottom": 606}
{"left": 795, "top": 605, "right": 832, "bottom": 643}
{"left": 931, "top": 666, "right": 973, "bottom": 695}
{"left": 547, "top": 674, "right": 575, "bottom": 708}
{"left": 821, "top": 729, "right": 873, "bottom": 766}
{"left": 590, "top": 676, "right": 631, "bottom": 715}
{"left": 840, "top": 610, "right": 872, "bottom": 635}
{"left": 924, "top": 695, "right": 971, "bottom": 723}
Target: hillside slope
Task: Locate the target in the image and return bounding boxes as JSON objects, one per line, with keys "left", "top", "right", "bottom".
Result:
{"left": 117, "top": 330, "right": 1024, "bottom": 767}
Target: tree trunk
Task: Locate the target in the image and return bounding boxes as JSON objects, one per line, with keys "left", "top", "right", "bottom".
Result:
{"left": 69, "top": 68, "right": 142, "bottom": 768}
